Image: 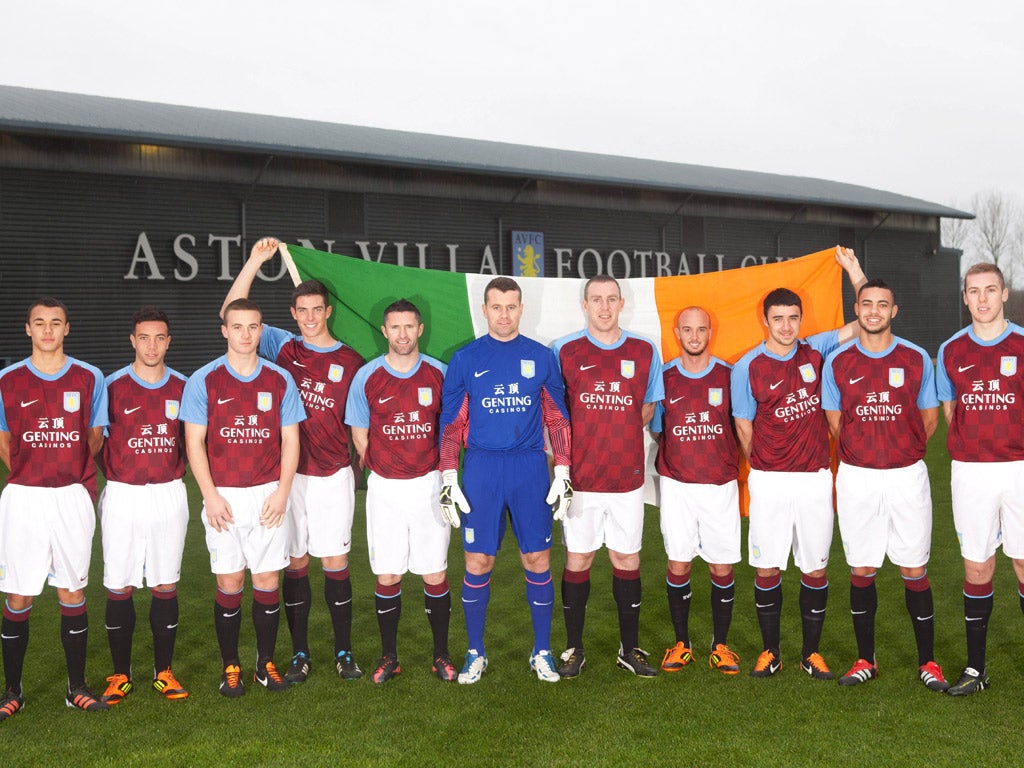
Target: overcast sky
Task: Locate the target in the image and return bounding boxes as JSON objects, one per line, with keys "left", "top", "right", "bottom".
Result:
{"left": 3, "top": 0, "right": 1022, "bottom": 214}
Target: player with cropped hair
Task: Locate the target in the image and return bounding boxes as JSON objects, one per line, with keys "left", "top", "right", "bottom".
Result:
{"left": 182, "top": 298, "right": 305, "bottom": 697}
{"left": 223, "top": 237, "right": 365, "bottom": 683}
{"left": 98, "top": 307, "right": 189, "bottom": 705}
{"left": 731, "top": 246, "right": 865, "bottom": 681}
{"left": 936, "top": 262, "right": 1024, "bottom": 696}
{"left": 823, "top": 279, "right": 948, "bottom": 691}
{"left": 345, "top": 299, "right": 455, "bottom": 684}
{"left": 550, "top": 274, "right": 664, "bottom": 678}
{"left": 439, "top": 276, "right": 573, "bottom": 684}
{"left": 650, "top": 306, "right": 742, "bottom": 676}
{"left": 1, "top": 297, "right": 110, "bottom": 719}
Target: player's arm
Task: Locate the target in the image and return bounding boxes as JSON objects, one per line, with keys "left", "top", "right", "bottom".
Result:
{"left": 835, "top": 246, "right": 868, "bottom": 344}
{"left": 0, "top": 429, "right": 10, "bottom": 470}
{"left": 921, "top": 406, "right": 939, "bottom": 441}
{"left": 220, "top": 237, "right": 280, "bottom": 319}
{"left": 641, "top": 402, "right": 656, "bottom": 426}
{"left": 733, "top": 418, "right": 753, "bottom": 459}
{"left": 261, "top": 422, "right": 299, "bottom": 528}
{"left": 185, "top": 422, "right": 233, "bottom": 532}
{"left": 87, "top": 426, "right": 105, "bottom": 457}
{"left": 351, "top": 426, "right": 368, "bottom": 467}
{"left": 941, "top": 400, "right": 955, "bottom": 425}
{"left": 825, "top": 410, "right": 841, "bottom": 441}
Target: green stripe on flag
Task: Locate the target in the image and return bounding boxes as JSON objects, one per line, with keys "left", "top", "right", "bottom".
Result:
{"left": 285, "top": 244, "right": 476, "bottom": 362}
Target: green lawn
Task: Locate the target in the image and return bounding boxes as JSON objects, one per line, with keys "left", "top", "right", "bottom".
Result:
{"left": 4, "top": 422, "right": 1024, "bottom": 767}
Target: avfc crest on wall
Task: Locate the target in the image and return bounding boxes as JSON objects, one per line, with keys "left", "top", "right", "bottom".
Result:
{"left": 328, "top": 364, "right": 344, "bottom": 383}
{"left": 889, "top": 368, "right": 905, "bottom": 388}
{"left": 418, "top": 387, "right": 433, "bottom": 407}
{"left": 708, "top": 388, "right": 723, "bottom": 406}
{"left": 512, "top": 231, "right": 544, "bottom": 277}
{"left": 521, "top": 359, "right": 536, "bottom": 379}
{"left": 798, "top": 364, "right": 816, "bottom": 383}
{"left": 1001, "top": 356, "right": 1017, "bottom": 376}
{"left": 165, "top": 400, "right": 180, "bottom": 419}
{"left": 257, "top": 391, "right": 273, "bottom": 412}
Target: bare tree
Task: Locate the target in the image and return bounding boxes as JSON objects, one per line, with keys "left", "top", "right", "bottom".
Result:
{"left": 971, "top": 190, "right": 1022, "bottom": 284}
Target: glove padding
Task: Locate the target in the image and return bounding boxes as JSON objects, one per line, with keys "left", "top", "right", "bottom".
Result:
{"left": 546, "top": 465, "right": 573, "bottom": 522}
{"left": 439, "top": 470, "right": 468, "bottom": 528}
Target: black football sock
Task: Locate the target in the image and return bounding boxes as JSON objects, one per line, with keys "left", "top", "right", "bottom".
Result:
{"left": 60, "top": 601, "right": 89, "bottom": 690}
{"left": 324, "top": 567, "right": 353, "bottom": 654}
{"left": 665, "top": 570, "right": 692, "bottom": 646}
{"left": 105, "top": 590, "right": 136, "bottom": 677}
{"left": 1, "top": 602, "right": 31, "bottom": 695}
{"left": 150, "top": 588, "right": 179, "bottom": 673}
{"left": 754, "top": 574, "right": 782, "bottom": 652}
{"left": 213, "top": 589, "right": 243, "bottom": 668}
{"left": 710, "top": 571, "right": 735, "bottom": 648}
{"left": 850, "top": 574, "right": 877, "bottom": 662}
{"left": 561, "top": 568, "right": 591, "bottom": 650}
{"left": 283, "top": 567, "right": 312, "bottom": 656}
{"left": 252, "top": 587, "right": 281, "bottom": 669}
{"left": 424, "top": 581, "right": 451, "bottom": 657}
{"left": 612, "top": 568, "right": 642, "bottom": 652}
{"left": 799, "top": 574, "right": 828, "bottom": 658}
{"left": 375, "top": 581, "right": 402, "bottom": 657}
{"left": 904, "top": 574, "right": 935, "bottom": 666}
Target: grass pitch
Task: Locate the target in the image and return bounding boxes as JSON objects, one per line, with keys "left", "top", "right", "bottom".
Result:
{"left": 3, "top": 422, "right": 1024, "bottom": 767}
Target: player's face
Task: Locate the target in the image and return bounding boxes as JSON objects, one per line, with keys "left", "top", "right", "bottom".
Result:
{"left": 483, "top": 289, "right": 523, "bottom": 340}
{"left": 131, "top": 320, "right": 171, "bottom": 369}
{"left": 583, "top": 282, "right": 623, "bottom": 336}
{"left": 291, "top": 294, "right": 332, "bottom": 339}
{"left": 25, "top": 305, "right": 69, "bottom": 354}
{"left": 674, "top": 308, "right": 711, "bottom": 357}
{"left": 963, "top": 271, "right": 1007, "bottom": 325}
{"left": 763, "top": 304, "right": 802, "bottom": 349}
{"left": 382, "top": 310, "right": 423, "bottom": 357}
{"left": 855, "top": 286, "right": 897, "bottom": 335}
{"left": 222, "top": 309, "right": 263, "bottom": 356}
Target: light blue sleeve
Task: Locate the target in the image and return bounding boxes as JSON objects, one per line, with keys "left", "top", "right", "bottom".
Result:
{"left": 180, "top": 367, "right": 210, "bottom": 425}
{"left": 279, "top": 370, "right": 307, "bottom": 427}
{"left": 644, "top": 340, "right": 665, "bottom": 403}
{"left": 650, "top": 401, "right": 665, "bottom": 433}
{"left": 86, "top": 363, "right": 109, "bottom": 429}
{"left": 345, "top": 362, "right": 373, "bottom": 429}
{"left": 934, "top": 343, "right": 954, "bottom": 402}
{"left": 259, "top": 324, "right": 293, "bottom": 361}
{"left": 821, "top": 352, "right": 841, "bottom": 411}
{"left": 730, "top": 352, "right": 757, "bottom": 420}
{"left": 916, "top": 347, "right": 940, "bottom": 409}
{"left": 807, "top": 329, "right": 841, "bottom": 359}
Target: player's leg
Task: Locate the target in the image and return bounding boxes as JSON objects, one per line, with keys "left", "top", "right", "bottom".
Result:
{"left": 372, "top": 575, "right": 403, "bottom": 684}
{"left": 149, "top": 586, "right": 187, "bottom": 699}
{"left": 658, "top": 476, "right": 699, "bottom": 672}
{"left": 948, "top": 460, "right": 1002, "bottom": 695}
{"left": 559, "top": 490, "right": 603, "bottom": 677}
{"left": 423, "top": 573, "right": 455, "bottom": 682}
{"left": 250, "top": 569, "right": 288, "bottom": 692}
{"left": 97, "top": 481, "right": 138, "bottom": 704}
{"left": 792, "top": 468, "right": 835, "bottom": 680}
{"left": 461, "top": 551, "right": 496, "bottom": 684}
{"left": 707, "top": 564, "right": 740, "bottom": 674}
{"left": 700, "top": 480, "right": 742, "bottom": 674}
{"left": 282, "top": 474, "right": 313, "bottom": 678}
{"left": 101, "top": 587, "right": 135, "bottom": 704}
{"left": 0, "top": 594, "right": 33, "bottom": 720}
{"left": 604, "top": 488, "right": 653, "bottom": 677}
{"left": 746, "top": 469, "right": 790, "bottom": 677}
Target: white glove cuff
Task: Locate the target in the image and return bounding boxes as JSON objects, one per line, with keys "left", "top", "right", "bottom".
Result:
{"left": 442, "top": 470, "right": 459, "bottom": 485}
{"left": 554, "top": 465, "right": 570, "bottom": 482}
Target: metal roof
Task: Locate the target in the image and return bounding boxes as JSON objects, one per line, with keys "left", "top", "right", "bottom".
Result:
{"left": 0, "top": 84, "right": 972, "bottom": 219}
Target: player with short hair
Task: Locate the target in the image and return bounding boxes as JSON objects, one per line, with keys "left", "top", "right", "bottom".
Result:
{"left": 823, "top": 280, "right": 948, "bottom": 691}
{"left": 550, "top": 275, "right": 664, "bottom": 677}
{"left": 182, "top": 298, "right": 305, "bottom": 697}
{"left": 731, "top": 246, "right": 865, "bottom": 680}
{"left": 0, "top": 297, "right": 110, "bottom": 718}
{"left": 345, "top": 299, "right": 456, "bottom": 684}
{"left": 650, "top": 306, "right": 742, "bottom": 675}
{"left": 222, "top": 238, "right": 365, "bottom": 683}
{"left": 936, "top": 262, "right": 1024, "bottom": 696}
{"left": 98, "top": 307, "right": 189, "bottom": 704}
{"left": 439, "top": 276, "right": 573, "bottom": 684}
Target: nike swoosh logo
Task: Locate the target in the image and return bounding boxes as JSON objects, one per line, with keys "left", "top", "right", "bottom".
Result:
{"left": 580, "top": 364, "right": 597, "bottom": 371}
{"left": 124, "top": 406, "right": 142, "bottom": 415}
{"left": 333, "top": 600, "right": 352, "bottom": 607}
{"left": 167, "top": 623, "right": 179, "bottom": 629}
{"left": 378, "top": 396, "right": 395, "bottom": 404}
{"left": 217, "top": 398, "right": 234, "bottom": 405}
{"left": 630, "top": 602, "right": 642, "bottom": 608}
{"left": 377, "top": 607, "right": 399, "bottom": 614}
{"left": 292, "top": 360, "right": 307, "bottom": 368}
{"left": 284, "top": 601, "right": 305, "bottom": 608}
{"left": 68, "top": 628, "right": 88, "bottom": 635}
{"left": 474, "top": 370, "right": 490, "bottom": 378}
{"left": 669, "top": 396, "right": 685, "bottom": 404}
{"left": 848, "top": 376, "right": 865, "bottom": 385}
{"left": 105, "top": 625, "right": 122, "bottom": 630}
{"left": 811, "top": 608, "right": 826, "bottom": 614}
{"left": 722, "top": 597, "right": 735, "bottom": 603}
{"left": 965, "top": 616, "right": 983, "bottom": 622}
{"left": 0, "top": 634, "right": 19, "bottom": 639}
{"left": 958, "top": 365, "right": 975, "bottom": 373}
{"left": 851, "top": 610, "right": 868, "bottom": 615}
{"left": 755, "top": 603, "right": 773, "bottom": 609}
{"left": 266, "top": 607, "right": 280, "bottom": 615}
{"left": 20, "top": 399, "right": 38, "bottom": 407}
{"left": 221, "top": 610, "right": 241, "bottom": 618}
{"left": 769, "top": 381, "right": 784, "bottom": 390}
{"left": 545, "top": 535, "right": 552, "bottom": 543}
{"left": 916, "top": 614, "right": 933, "bottom": 621}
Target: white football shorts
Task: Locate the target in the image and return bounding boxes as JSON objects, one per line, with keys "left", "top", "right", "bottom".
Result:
{"left": 562, "top": 487, "right": 645, "bottom": 555}
{"left": 203, "top": 482, "right": 289, "bottom": 575}
{"left": 658, "top": 475, "right": 741, "bottom": 565}
{"left": 951, "top": 459, "right": 1024, "bottom": 562}
{"left": 366, "top": 470, "right": 449, "bottom": 576}
{"left": 286, "top": 467, "right": 356, "bottom": 559}
{"left": 747, "top": 467, "right": 834, "bottom": 572}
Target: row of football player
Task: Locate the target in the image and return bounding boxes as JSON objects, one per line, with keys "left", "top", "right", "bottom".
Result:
{"left": 1, "top": 241, "right": 1016, "bottom": 721}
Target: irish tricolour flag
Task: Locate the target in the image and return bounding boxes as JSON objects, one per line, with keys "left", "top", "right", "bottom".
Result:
{"left": 280, "top": 244, "right": 846, "bottom": 365}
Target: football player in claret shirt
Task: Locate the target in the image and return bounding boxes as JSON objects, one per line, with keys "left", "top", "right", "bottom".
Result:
{"left": 438, "top": 277, "right": 573, "bottom": 685}
{"left": 98, "top": 307, "right": 189, "bottom": 705}
{"left": 345, "top": 299, "right": 455, "bottom": 684}
{"left": 731, "top": 246, "right": 865, "bottom": 681}
{"left": 936, "top": 262, "right": 1024, "bottom": 696}
{"left": 223, "top": 237, "right": 365, "bottom": 683}
{"left": 550, "top": 275, "right": 664, "bottom": 678}
{"left": 0, "top": 297, "right": 110, "bottom": 719}
{"left": 650, "top": 307, "right": 742, "bottom": 676}
{"left": 182, "top": 298, "right": 305, "bottom": 697}
{"left": 823, "top": 280, "right": 948, "bottom": 692}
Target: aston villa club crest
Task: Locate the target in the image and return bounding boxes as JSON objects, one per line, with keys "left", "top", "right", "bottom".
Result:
{"left": 257, "top": 391, "right": 273, "bottom": 412}
{"left": 799, "top": 364, "right": 816, "bottom": 383}
{"left": 621, "top": 360, "right": 635, "bottom": 379}
{"left": 521, "top": 360, "right": 535, "bottom": 379}
{"left": 328, "top": 364, "right": 344, "bottom": 383}
{"left": 889, "top": 368, "right": 905, "bottom": 388}
{"left": 708, "top": 388, "right": 723, "bottom": 407}
{"left": 165, "top": 400, "right": 180, "bottom": 419}
{"left": 63, "top": 391, "right": 81, "bottom": 413}
{"left": 1001, "top": 356, "right": 1017, "bottom": 376}
{"left": 418, "top": 387, "right": 433, "bottom": 407}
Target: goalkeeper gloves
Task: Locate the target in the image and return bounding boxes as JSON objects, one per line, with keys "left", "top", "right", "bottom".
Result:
{"left": 439, "top": 470, "right": 469, "bottom": 528}
{"left": 546, "top": 465, "right": 573, "bottom": 521}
